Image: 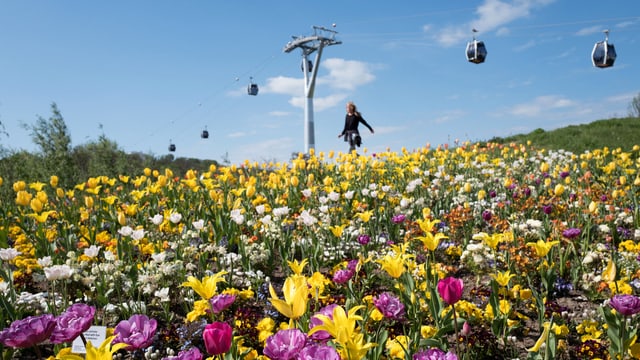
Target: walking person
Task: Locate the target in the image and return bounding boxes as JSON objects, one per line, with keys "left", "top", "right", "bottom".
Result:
{"left": 338, "top": 101, "right": 374, "bottom": 153}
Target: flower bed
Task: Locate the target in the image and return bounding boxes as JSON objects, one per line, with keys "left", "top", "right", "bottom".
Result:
{"left": 1, "top": 143, "right": 640, "bottom": 359}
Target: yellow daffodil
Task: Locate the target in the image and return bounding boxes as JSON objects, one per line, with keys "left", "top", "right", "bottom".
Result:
{"left": 526, "top": 239, "right": 559, "bottom": 258}
{"left": 268, "top": 275, "right": 309, "bottom": 320}
{"left": 181, "top": 271, "right": 228, "bottom": 300}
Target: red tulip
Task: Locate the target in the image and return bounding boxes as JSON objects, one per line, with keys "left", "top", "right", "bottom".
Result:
{"left": 203, "top": 321, "right": 233, "bottom": 356}
{"left": 437, "top": 277, "right": 464, "bottom": 305}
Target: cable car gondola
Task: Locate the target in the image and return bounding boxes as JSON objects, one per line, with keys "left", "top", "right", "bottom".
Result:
{"left": 168, "top": 140, "right": 176, "bottom": 152}
{"left": 301, "top": 60, "right": 313, "bottom": 72}
{"left": 247, "top": 77, "right": 259, "bottom": 96}
{"left": 592, "top": 30, "right": 616, "bottom": 68}
{"left": 466, "top": 29, "right": 487, "bottom": 64}
{"left": 201, "top": 126, "right": 209, "bottom": 139}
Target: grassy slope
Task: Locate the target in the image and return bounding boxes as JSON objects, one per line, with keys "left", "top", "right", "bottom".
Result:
{"left": 489, "top": 117, "right": 640, "bottom": 153}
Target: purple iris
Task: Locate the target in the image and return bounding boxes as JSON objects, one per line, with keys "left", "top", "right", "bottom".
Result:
{"left": 112, "top": 314, "right": 158, "bottom": 351}
{"left": 373, "top": 292, "right": 405, "bottom": 320}
{"left": 50, "top": 303, "right": 96, "bottom": 344}
{"left": 309, "top": 304, "right": 339, "bottom": 341}
{"left": 263, "top": 328, "right": 308, "bottom": 360}
{"left": 210, "top": 294, "right": 236, "bottom": 314}
{"left": 0, "top": 314, "right": 56, "bottom": 348}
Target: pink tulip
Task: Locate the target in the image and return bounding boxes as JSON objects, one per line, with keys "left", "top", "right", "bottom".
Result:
{"left": 203, "top": 322, "right": 233, "bottom": 356}
{"left": 437, "top": 277, "right": 464, "bottom": 305}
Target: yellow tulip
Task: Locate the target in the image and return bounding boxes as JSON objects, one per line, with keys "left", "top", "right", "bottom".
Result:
{"left": 492, "top": 270, "right": 515, "bottom": 287}
{"left": 378, "top": 253, "right": 406, "bottom": 278}
{"left": 50, "top": 175, "right": 59, "bottom": 187}
{"left": 329, "top": 224, "right": 346, "bottom": 238}
{"left": 181, "top": 271, "right": 228, "bottom": 300}
{"left": 268, "top": 275, "right": 309, "bottom": 320}
{"left": 13, "top": 180, "right": 26, "bottom": 192}
{"left": 287, "top": 258, "right": 308, "bottom": 275}
{"left": 554, "top": 184, "right": 565, "bottom": 196}
{"left": 15, "top": 190, "right": 32, "bottom": 206}
{"left": 527, "top": 240, "right": 559, "bottom": 258}
{"left": 28, "top": 210, "right": 55, "bottom": 223}
{"left": 30, "top": 198, "right": 44, "bottom": 213}
{"left": 355, "top": 210, "right": 373, "bottom": 223}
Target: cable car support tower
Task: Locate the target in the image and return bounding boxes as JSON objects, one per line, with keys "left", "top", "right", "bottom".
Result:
{"left": 284, "top": 25, "right": 341, "bottom": 155}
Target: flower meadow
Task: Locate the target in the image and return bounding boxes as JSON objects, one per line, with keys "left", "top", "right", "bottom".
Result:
{"left": 1, "top": 142, "right": 640, "bottom": 360}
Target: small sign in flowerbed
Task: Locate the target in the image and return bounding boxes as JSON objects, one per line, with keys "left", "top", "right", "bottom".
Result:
{"left": 1, "top": 142, "right": 640, "bottom": 359}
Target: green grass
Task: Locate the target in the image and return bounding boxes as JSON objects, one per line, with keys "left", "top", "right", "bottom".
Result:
{"left": 489, "top": 117, "right": 640, "bottom": 153}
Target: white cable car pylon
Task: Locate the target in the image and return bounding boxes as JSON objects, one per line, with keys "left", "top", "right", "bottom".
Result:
{"left": 284, "top": 25, "right": 341, "bottom": 155}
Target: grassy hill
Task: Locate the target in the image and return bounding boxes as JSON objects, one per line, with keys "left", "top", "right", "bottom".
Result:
{"left": 489, "top": 117, "right": 640, "bottom": 153}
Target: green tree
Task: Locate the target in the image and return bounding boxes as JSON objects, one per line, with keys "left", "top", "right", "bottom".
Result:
{"left": 24, "top": 102, "right": 74, "bottom": 187}
{"left": 629, "top": 92, "right": 640, "bottom": 118}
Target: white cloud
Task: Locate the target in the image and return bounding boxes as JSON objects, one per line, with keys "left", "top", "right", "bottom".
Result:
{"left": 269, "top": 110, "right": 291, "bottom": 117}
{"left": 373, "top": 125, "right": 406, "bottom": 135}
{"left": 288, "top": 93, "right": 349, "bottom": 111}
{"left": 228, "top": 131, "right": 248, "bottom": 138}
{"left": 320, "top": 58, "right": 376, "bottom": 90}
{"left": 508, "top": 95, "right": 575, "bottom": 117}
{"left": 431, "top": 0, "right": 556, "bottom": 46}
{"left": 575, "top": 25, "right": 603, "bottom": 36}
{"left": 263, "top": 76, "right": 303, "bottom": 96}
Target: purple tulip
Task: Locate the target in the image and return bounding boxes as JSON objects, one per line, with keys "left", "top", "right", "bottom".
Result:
{"left": 489, "top": 190, "right": 497, "bottom": 198}
{"left": 0, "top": 314, "right": 56, "bottom": 348}
{"left": 298, "top": 344, "right": 341, "bottom": 360}
{"left": 373, "top": 292, "right": 405, "bottom": 320}
{"left": 162, "top": 347, "right": 203, "bottom": 360}
{"left": 392, "top": 214, "right": 406, "bottom": 224}
{"left": 562, "top": 228, "right": 581, "bottom": 239}
{"left": 357, "top": 234, "right": 371, "bottom": 245}
{"left": 481, "top": 210, "right": 492, "bottom": 222}
{"left": 437, "top": 277, "right": 464, "bottom": 305}
{"left": 332, "top": 269, "right": 354, "bottom": 284}
{"left": 113, "top": 314, "right": 158, "bottom": 351}
{"left": 203, "top": 322, "right": 233, "bottom": 356}
{"left": 347, "top": 259, "right": 359, "bottom": 272}
{"left": 542, "top": 204, "right": 553, "bottom": 215}
{"left": 413, "top": 348, "right": 459, "bottom": 360}
{"left": 263, "top": 328, "right": 308, "bottom": 360}
{"left": 609, "top": 294, "right": 640, "bottom": 316}
{"left": 50, "top": 303, "right": 96, "bottom": 344}
{"left": 309, "top": 304, "right": 339, "bottom": 341}
{"left": 210, "top": 294, "right": 236, "bottom": 314}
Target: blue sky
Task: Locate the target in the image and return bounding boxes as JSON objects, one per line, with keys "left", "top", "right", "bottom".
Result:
{"left": 1, "top": 1, "right": 639, "bottom": 165}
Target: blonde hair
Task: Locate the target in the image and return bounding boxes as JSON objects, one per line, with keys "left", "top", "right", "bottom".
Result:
{"left": 347, "top": 101, "right": 358, "bottom": 115}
